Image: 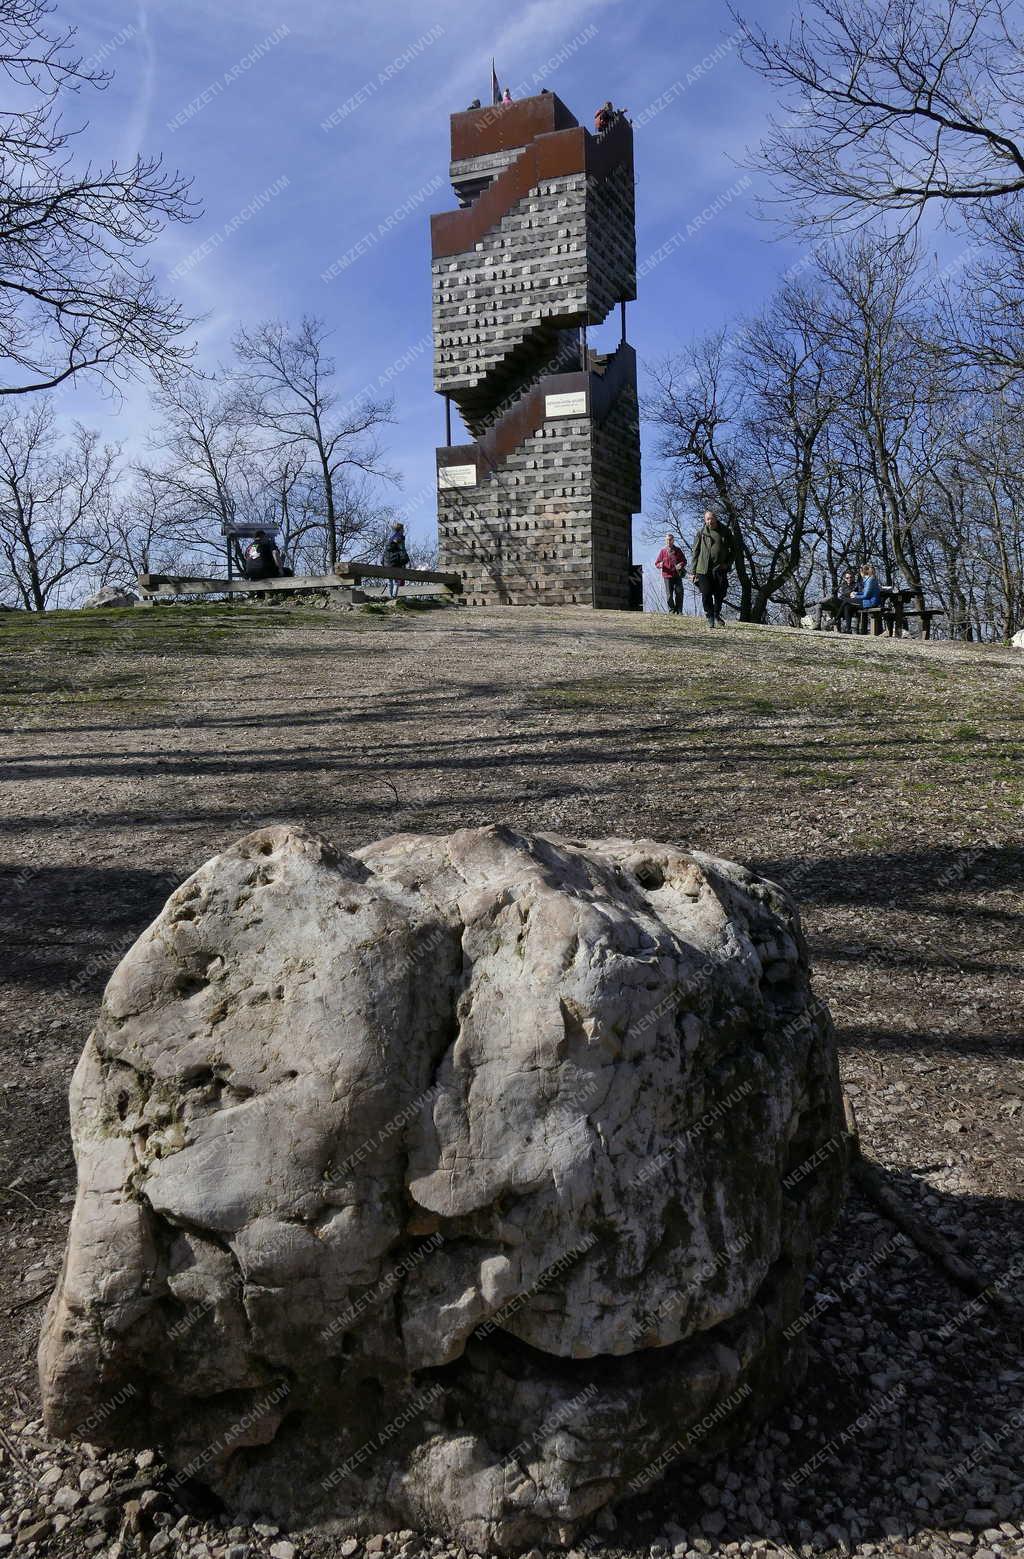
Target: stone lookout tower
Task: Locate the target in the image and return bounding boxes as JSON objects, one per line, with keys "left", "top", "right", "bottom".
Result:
{"left": 431, "top": 92, "right": 640, "bottom": 608}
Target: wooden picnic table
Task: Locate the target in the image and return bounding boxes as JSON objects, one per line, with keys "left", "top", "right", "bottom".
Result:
{"left": 880, "top": 586, "right": 930, "bottom": 636}
{"left": 811, "top": 585, "right": 945, "bottom": 640}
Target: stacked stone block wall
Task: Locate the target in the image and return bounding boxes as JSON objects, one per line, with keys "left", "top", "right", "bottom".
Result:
{"left": 449, "top": 148, "right": 523, "bottom": 206}
{"left": 586, "top": 164, "right": 637, "bottom": 322}
{"left": 438, "top": 417, "right": 595, "bottom": 605}
{"left": 432, "top": 98, "right": 640, "bottom": 609}
{"left": 591, "top": 379, "right": 641, "bottom": 610}
{"left": 432, "top": 173, "right": 589, "bottom": 419}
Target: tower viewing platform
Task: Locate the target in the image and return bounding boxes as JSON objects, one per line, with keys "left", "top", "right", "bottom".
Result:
{"left": 431, "top": 92, "right": 641, "bottom": 609}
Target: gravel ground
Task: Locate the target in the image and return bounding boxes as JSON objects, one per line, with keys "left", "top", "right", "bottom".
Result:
{"left": 1, "top": 602, "right": 1022, "bottom": 1559}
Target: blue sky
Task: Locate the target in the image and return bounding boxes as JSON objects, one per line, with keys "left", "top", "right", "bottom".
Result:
{"left": 61, "top": 0, "right": 807, "bottom": 552}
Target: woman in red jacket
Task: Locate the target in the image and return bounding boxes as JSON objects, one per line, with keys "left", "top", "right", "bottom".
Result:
{"left": 655, "top": 533, "right": 687, "bottom": 615}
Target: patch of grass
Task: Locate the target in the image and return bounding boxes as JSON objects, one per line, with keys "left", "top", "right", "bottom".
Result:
{"left": 531, "top": 675, "right": 652, "bottom": 709}
{"left": 0, "top": 603, "right": 330, "bottom": 657}
{"left": 391, "top": 597, "right": 438, "bottom": 613}
{"left": 0, "top": 603, "right": 361, "bottom": 717}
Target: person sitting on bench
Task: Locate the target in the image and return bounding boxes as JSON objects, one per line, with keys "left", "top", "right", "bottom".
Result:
{"left": 836, "top": 567, "right": 859, "bottom": 633}
{"left": 851, "top": 563, "right": 881, "bottom": 625}
{"left": 241, "top": 531, "right": 290, "bottom": 582}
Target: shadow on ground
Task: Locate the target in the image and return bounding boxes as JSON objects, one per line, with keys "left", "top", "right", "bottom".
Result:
{"left": 634, "top": 1177, "right": 1024, "bottom": 1552}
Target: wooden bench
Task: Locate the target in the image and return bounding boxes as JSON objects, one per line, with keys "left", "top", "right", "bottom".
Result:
{"left": 811, "top": 600, "right": 887, "bottom": 634}
{"left": 333, "top": 562, "right": 463, "bottom": 594}
{"left": 856, "top": 606, "right": 887, "bottom": 635}
{"left": 137, "top": 563, "right": 464, "bottom": 604}
{"left": 848, "top": 606, "right": 943, "bottom": 638}
{"left": 891, "top": 608, "right": 941, "bottom": 640}
{"left": 138, "top": 572, "right": 359, "bottom": 602}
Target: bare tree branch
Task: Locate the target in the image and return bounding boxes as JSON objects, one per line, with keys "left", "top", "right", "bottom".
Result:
{"left": 0, "top": 0, "right": 199, "bottom": 397}
{"left": 733, "top": 0, "right": 1024, "bottom": 231}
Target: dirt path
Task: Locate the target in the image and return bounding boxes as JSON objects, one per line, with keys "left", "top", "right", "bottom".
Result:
{"left": 1, "top": 603, "right": 1022, "bottom": 1559}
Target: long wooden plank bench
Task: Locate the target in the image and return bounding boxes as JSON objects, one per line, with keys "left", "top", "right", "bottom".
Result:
{"left": 137, "top": 563, "right": 464, "bottom": 603}
{"left": 138, "top": 572, "right": 358, "bottom": 599}
{"left": 851, "top": 606, "right": 945, "bottom": 639}
{"left": 333, "top": 562, "right": 462, "bottom": 592}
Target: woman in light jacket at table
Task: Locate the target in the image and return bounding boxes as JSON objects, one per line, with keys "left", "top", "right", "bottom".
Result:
{"left": 851, "top": 564, "right": 882, "bottom": 628}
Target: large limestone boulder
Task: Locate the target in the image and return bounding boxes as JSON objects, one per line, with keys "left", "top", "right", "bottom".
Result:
{"left": 40, "top": 825, "right": 848, "bottom": 1551}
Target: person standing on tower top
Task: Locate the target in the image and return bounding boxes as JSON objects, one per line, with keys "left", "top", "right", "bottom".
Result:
{"left": 690, "top": 510, "right": 735, "bottom": 627}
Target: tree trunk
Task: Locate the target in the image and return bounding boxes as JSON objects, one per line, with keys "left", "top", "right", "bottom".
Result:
{"left": 320, "top": 452, "right": 337, "bottom": 570}
{"left": 14, "top": 501, "right": 45, "bottom": 611}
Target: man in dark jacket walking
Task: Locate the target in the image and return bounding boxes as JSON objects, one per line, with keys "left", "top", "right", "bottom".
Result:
{"left": 690, "top": 510, "right": 735, "bottom": 626}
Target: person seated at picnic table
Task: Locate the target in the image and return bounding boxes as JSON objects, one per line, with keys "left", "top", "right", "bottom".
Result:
{"left": 382, "top": 521, "right": 410, "bottom": 599}
{"left": 851, "top": 563, "right": 882, "bottom": 624}
{"left": 240, "top": 531, "right": 290, "bottom": 582}
{"left": 835, "top": 567, "right": 859, "bottom": 633}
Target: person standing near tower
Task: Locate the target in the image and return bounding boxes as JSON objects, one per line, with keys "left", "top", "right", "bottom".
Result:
{"left": 690, "top": 510, "right": 735, "bottom": 627}
{"left": 655, "top": 532, "right": 687, "bottom": 614}
{"left": 383, "top": 521, "right": 410, "bottom": 599}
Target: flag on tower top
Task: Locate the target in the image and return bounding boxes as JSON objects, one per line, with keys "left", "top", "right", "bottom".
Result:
{"left": 491, "top": 59, "right": 501, "bottom": 106}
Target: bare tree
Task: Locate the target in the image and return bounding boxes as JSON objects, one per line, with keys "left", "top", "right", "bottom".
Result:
{"left": 261, "top": 451, "right": 318, "bottom": 564}
{"left": 95, "top": 469, "right": 177, "bottom": 590}
{"left": 0, "top": 398, "right": 117, "bottom": 608}
{"left": 233, "top": 316, "right": 396, "bottom": 568}
{"left": 646, "top": 279, "right": 843, "bottom": 620}
{"left": 814, "top": 239, "right": 948, "bottom": 606}
{"left": 140, "top": 375, "right": 254, "bottom": 565}
{"left": 733, "top": 0, "right": 1024, "bottom": 379}
{"left": 947, "top": 402, "right": 1024, "bottom": 638}
{"left": 645, "top": 335, "right": 757, "bottom": 613}
{"left": 734, "top": 280, "right": 844, "bottom": 617}
{"left": 733, "top": 0, "right": 1024, "bottom": 232}
{"left": 283, "top": 472, "right": 404, "bottom": 578}
{"left": 0, "top": 0, "right": 197, "bottom": 397}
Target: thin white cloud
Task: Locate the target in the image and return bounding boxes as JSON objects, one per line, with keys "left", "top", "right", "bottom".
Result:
{"left": 121, "top": 0, "right": 156, "bottom": 163}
